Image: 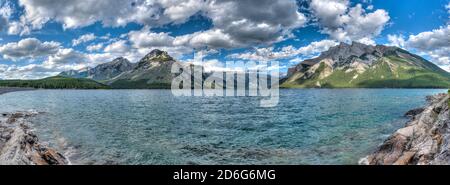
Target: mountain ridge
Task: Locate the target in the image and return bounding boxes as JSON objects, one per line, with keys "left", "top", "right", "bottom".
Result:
{"left": 282, "top": 42, "right": 450, "bottom": 88}
{"left": 58, "top": 44, "right": 450, "bottom": 89}
{"left": 59, "top": 57, "right": 135, "bottom": 82}
{"left": 105, "top": 49, "right": 181, "bottom": 89}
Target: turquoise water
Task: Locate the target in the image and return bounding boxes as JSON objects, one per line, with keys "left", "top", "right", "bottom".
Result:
{"left": 0, "top": 89, "right": 446, "bottom": 164}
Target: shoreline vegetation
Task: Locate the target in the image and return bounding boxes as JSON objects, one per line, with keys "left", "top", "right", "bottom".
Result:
{"left": 0, "top": 76, "right": 109, "bottom": 89}
{"left": 1, "top": 75, "right": 448, "bottom": 90}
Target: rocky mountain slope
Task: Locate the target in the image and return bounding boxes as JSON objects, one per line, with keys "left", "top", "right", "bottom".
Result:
{"left": 107, "top": 49, "right": 180, "bottom": 89}
{"left": 282, "top": 42, "right": 450, "bottom": 88}
{"left": 59, "top": 57, "right": 135, "bottom": 82}
{"left": 60, "top": 49, "right": 183, "bottom": 89}
{"left": 361, "top": 92, "right": 450, "bottom": 165}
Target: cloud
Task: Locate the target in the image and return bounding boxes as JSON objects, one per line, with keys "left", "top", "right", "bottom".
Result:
{"left": 0, "top": 63, "right": 60, "bottom": 79}
{"left": 387, "top": 26, "right": 450, "bottom": 70}
{"left": 7, "top": 0, "right": 308, "bottom": 53}
{"left": 310, "top": 0, "right": 349, "bottom": 29}
{"left": 13, "top": 0, "right": 306, "bottom": 49}
{"left": 0, "top": 1, "right": 12, "bottom": 31}
{"left": 7, "top": 20, "right": 30, "bottom": 35}
{"left": 0, "top": 1, "right": 30, "bottom": 35}
{"left": 446, "top": 2, "right": 450, "bottom": 14}
{"left": 72, "top": 33, "right": 96, "bottom": 46}
{"left": 128, "top": 27, "right": 175, "bottom": 48}
{"left": 127, "top": 0, "right": 307, "bottom": 49}
{"left": 387, "top": 34, "right": 406, "bottom": 48}
{"left": 310, "top": 0, "right": 390, "bottom": 42}
{"left": 407, "top": 25, "right": 450, "bottom": 51}
{"left": 43, "top": 48, "right": 87, "bottom": 66}
{"left": 182, "top": 55, "right": 248, "bottom": 73}
{"left": 86, "top": 43, "right": 104, "bottom": 52}
{"left": 356, "top": 37, "right": 376, "bottom": 46}
{"left": 0, "top": 38, "right": 119, "bottom": 79}
{"left": 228, "top": 47, "right": 274, "bottom": 61}
{"left": 204, "top": 0, "right": 306, "bottom": 47}
{"left": 406, "top": 26, "right": 450, "bottom": 69}
{"left": 126, "top": 27, "right": 211, "bottom": 57}
{"left": 0, "top": 13, "right": 7, "bottom": 31}
{"left": 0, "top": 38, "right": 61, "bottom": 60}
{"left": 103, "top": 40, "right": 131, "bottom": 53}
{"left": 3, "top": 49, "right": 126, "bottom": 79}
{"left": 177, "top": 29, "right": 239, "bottom": 49}
{"left": 229, "top": 39, "right": 338, "bottom": 61}
{"left": 12, "top": 0, "right": 205, "bottom": 33}
{"left": 161, "top": 0, "right": 206, "bottom": 24}
{"left": 0, "top": 50, "right": 100, "bottom": 79}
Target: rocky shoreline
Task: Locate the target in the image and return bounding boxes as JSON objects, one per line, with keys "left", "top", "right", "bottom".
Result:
{"left": 0, "top": 111, "right": 68, "bottom": 165}
{"left": 361, "top": 93, "right": 450, "bottom": 165}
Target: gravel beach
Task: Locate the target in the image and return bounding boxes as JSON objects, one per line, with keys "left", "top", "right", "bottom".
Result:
{"left": 0, "top": 87, "right": 34, "bottom": 95}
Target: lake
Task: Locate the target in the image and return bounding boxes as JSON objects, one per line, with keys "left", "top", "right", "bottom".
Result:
{"left": 0, "top": 89, "right": 446, "bottom": 164}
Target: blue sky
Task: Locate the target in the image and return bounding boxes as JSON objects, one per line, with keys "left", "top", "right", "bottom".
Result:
{"left": 0, "top": 0, "right": 449, "bottom": 79}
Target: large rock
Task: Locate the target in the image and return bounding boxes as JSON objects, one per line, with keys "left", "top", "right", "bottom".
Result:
{"left": 0, "top": 111, "right": 68, "bottom": 165}
{"left": 361, "top": 93, "right": 450, "bottom": 165}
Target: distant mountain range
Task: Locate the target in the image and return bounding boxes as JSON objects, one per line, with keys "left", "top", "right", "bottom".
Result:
{"left": 59, "top": 49, "right": 267, "bottom": 89}
{"left": 281, "top": 42, "right": 450, "bottom": 88}
{"left": 107, "top": 50, "right": 180, "bottom": 89}
{"left": 60, "top": 49, "right": 181, "bottom": 89}
{"left": 59, "top": 57, "right": 136, "bottom": 82}
{"left": 3, "top": 43, "right": 447, "bottom": 89}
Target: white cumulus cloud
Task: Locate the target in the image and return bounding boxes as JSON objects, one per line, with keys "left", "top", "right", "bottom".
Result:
{"left": 72, "top": 33, "right": 96, "bottom": 46}
{"left": 387, "top": 26, "right": 450, "bottom": 71}
{"left": 0, "top": 38, "right": 61, "bottom": 60}
{"left": 310, "top": 0, "right": 390, "bottom": 43}
{"left": 229, "top": 39, "right": 338, "bottom": 61}
{"left": 86, "top": 43, "right": 104, "bottom": 52}
{"left": 128, "top": 27, "right": 175, "bottom": 48}
{"left": 387, "top": 34, "right": 406, "bottom": 48}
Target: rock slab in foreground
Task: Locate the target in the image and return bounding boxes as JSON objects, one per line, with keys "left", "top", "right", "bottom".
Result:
{"left": 361, "top": 93, "right": 450, "bottom": 165}
{"left": 0, "top": 111, "right": 68, "bottom": 165}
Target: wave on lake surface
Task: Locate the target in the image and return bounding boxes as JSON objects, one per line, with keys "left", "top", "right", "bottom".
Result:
{"left": 0, "top": 89, "right": 446, "bottom": 164}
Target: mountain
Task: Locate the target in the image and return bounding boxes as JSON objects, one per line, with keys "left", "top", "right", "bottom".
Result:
{"left": 58, "top": 49, "right": 198, "bottom": 89}
{"left": 59, "top": 69, "right": 89, "bottom": 79}
{"left": 107, "top": 49, "right": 181, "bottom": 89}
{"left": 0, "top": 76, "right": 109, "bottom": 89}
{"left": 281, "top": 42, "right": 450, "bottom": 88}
{"left": 87, "top": 57, "right": 135, "bottom": 82}
{"left": 59, "top": 57, "right": 135, "bottom": 82}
